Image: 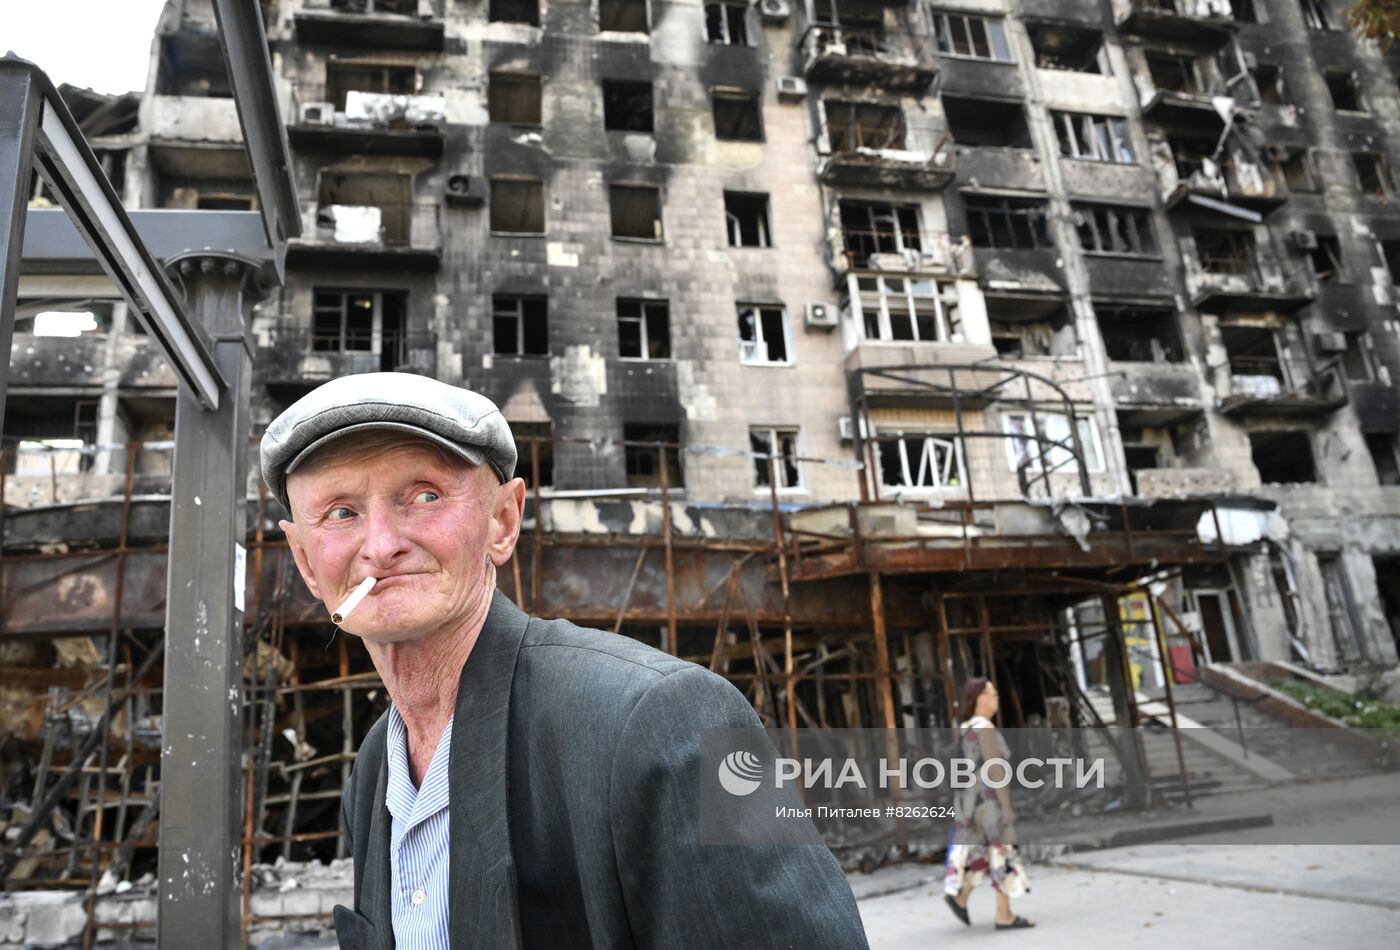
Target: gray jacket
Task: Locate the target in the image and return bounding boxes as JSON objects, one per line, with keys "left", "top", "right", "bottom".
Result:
{"left": 332, "top": 591, "right": 869, "bottom": 949}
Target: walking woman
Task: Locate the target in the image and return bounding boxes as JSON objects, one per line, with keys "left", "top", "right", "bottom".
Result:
{"left": 943, "top": 677, "right": 1035, "bottom": 931}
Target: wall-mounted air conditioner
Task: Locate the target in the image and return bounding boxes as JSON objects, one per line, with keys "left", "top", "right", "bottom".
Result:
{"left": 759, "top": 0, "right": 791, "bottom": 23}
{"left": 776, "top": 76, "right": 807, "bottom": 102}
{"left": 805, "top": 301, "right": 837, "bottom": 330}
{"left": 298, "top": 102, "right": 335, "bottom": 126}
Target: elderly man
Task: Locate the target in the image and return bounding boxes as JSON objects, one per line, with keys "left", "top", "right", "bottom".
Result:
{"left": 259, "top": 373, "right": 869, "bottom": 950}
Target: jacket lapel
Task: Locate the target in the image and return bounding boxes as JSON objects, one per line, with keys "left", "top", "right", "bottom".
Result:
{"left": 363, "top": 744, "right": 394, "bottom": 950}
{"left": 447, "top": 590, "right": 528, "bottom": 948}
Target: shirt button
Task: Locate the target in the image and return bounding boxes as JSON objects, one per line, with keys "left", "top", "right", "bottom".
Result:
{"left": 411, "top": 887, "right": 426, "bottom": 906}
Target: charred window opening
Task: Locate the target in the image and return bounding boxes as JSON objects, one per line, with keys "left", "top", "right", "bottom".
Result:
{"left": 1341, "top": 331, "right": 1375, "bottom": 381}
{"left": 724, "top": 192, "right": 771, "bottom": 247}
{"left": 1324, "top": 70, "right": 1364, "bottom": 112}
{"left": 751, "top": 427, "right": 802, "bottom": 491}
{"left": 1281, "top": 148, "right": 1317, "bottom": 192}
{"left": 943, "top": 96, "right": 1031, "bottom": 148}
{"left": 1229, "top": 0, "right": 1258, "bottom": 20}
{"left": 1251, "top": 63, "right": 1288, "bottom": 104}
{"left": 492, "top": 294, "right": 549, "bottom": 356}
{"left": 311, "top": 290, "right": 407, "bottom": 370}
{"left": 1353, "top": 152, "right": 1392, "bottom": 196}
{"left": 1097, "top": 306, "right": 1184, "bottom": 363}
{"left": 737, "top": 304, "right": 789, "bottom": 364}
{"left": 1053, "top": 111, "right": 1133, "bottom": 163}
{"left": 490, "top": 0, "right": 540, "bottom": 25}
{"left": 1300, "top": 0, "right": 1335, "bottom": 31}
{"left": 712, "top": 89, "right": 762, "bottom": 141}
{"left": 1221, "top": 325, "right": 1284, "bottom": 383}
{"left": 1250, "top": 431, "right": 1316, "bottom": 484}
{"left": 1074, "top": 203, "right": 1159, "bottom": 257}
{"left": 1027, "top": 22, "right": 1108, "bottom": 74}
{"left": 932, "top": 13, "right": 1012, "bottom": 62}
{"left": 511, "top": 422, "right": 555, "bottom": 489}
{"left": 705, "top": 1, "right": 749, "bottom": 45}
{"left": 964, "top": 195, "right": 1052, "bottom": 250}
{"left": 1366, "top": 433, "right": 1400, "bottom": 486}
{"left": 599, "top": 0, "right": 649, "bottom": 33}
{"left": 317, "top": 171, "right": 413, "bottom": 244}
{"left": 1193, "top": 228, "right": 1255, "bottom": 275}
{"left": 1145, "top": 51, "right": 1202, "bottom": 94}
{"left": 156, "top": 33, "right": 232, "bottom": 97}
{"left": 617, "top": 298, "right": 671, "bottom": 359}
{"left": 609, "top": 184, "right": 663, "bottom": 241}
{"left": 325, "top": 63, "right": 415, "bottom": 110}
{"left": 1380, "top": 239, "right": 1400, "bottom": 280}
{"left": 624, "top": 423, "right": 683, "bottom": 488}
{"left": 875, "top": 431, "right": 965, "bottom": 490}
{"left": 3, "top": 400, "right": 101, "bottom": 476}
{"left": 489, "top": 72, "right": 542, "bottom": 125}
{"left": 824, "top": 100, "right": 904, "bottom": 151}
{"left": 490, "top": 177, "right": 545, "bottom": 234}
{"left": 987, "top": 301, "right": 1074, "bottom": 358}
{"left": 93, "top": 149, "right": 128, "bottom": 197}
{"left": 1306, "top": 233, "right": 1347, "bottom": 282}
{"left": 838, "top": 199, "right": 921, "bottom": 268}
{"left": 603, "top": 80, "right": 654, "bottom": 132}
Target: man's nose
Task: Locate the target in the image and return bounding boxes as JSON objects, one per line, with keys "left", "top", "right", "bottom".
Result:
{"left": 359, "top": 503, "right": 411, "bottom": 567}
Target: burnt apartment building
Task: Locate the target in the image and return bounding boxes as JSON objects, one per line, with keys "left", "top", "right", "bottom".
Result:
{"left": 3, "top": 0, "right": 1400, "bottom": 900}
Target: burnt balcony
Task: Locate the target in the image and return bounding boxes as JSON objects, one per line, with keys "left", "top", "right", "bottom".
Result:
{"left": 294, "top": 0, "right": 445, "bottom": 51}
{"left": 1217, "top": 356, "right": 1347, "bottom": 417}
{"left": 799, "top": 25, "right": 937, "bottom": 93}
{"left": 1115, "top": 1, "right": 1234, "bottom": 44}
{"left": 817, "top": 127, "right": 956, "bottom": 191}
{"left": 287, "top": 82, "right": 444, "bottom": 157}
{"left": 1186, "top": 235, "right": 1314, "bottom": 312}
{"left": 1161, "top": 154, "right": 1287, "bottom": 215}
{"left": 257, "top": 320, "right": 436, "bottom": 392}
{"left": 287, "top": 200, "right": 441, "bottom": 271}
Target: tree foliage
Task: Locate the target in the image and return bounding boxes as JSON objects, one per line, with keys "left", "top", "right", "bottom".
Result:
{"left": 1349, "top": 0, "right": 1400, "bottom": 46}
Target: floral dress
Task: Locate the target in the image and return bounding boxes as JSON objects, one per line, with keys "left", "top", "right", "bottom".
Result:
{"left": 944, "top": 715, "right": 1030, "bottom": 898}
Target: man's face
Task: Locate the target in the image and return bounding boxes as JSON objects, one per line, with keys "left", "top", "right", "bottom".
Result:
{"left": 280, "top": 437, "right": 523, "bottom": 644}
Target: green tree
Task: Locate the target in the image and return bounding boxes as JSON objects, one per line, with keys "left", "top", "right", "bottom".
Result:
{"left": 1350, "top": 0, "right": 1400, "bottom": 45}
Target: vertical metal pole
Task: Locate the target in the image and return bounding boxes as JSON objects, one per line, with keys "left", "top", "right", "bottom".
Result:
{"left": 0, "top": 69, "right": 43, "bottom": 444}
{"left": 1100, "top": 593, "right": 1150, "bottom": 808}
{"left": 658, "top": 442, "right": 677, "bottom": 655}
{"left": 157, "top": 257, "right": 250, "bottom": 949}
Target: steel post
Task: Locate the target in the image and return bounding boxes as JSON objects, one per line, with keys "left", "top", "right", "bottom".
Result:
{"left": 0, "top": 67, "right": 42, "bottom": 443}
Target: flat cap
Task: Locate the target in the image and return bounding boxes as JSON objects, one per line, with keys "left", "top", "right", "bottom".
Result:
{"left": 260, "top": 372, "right": 516, "bottom": 514}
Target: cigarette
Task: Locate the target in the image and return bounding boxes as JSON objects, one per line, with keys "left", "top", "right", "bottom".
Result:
{"left": 332, "top": 576, "right": 376, "bottom": 625}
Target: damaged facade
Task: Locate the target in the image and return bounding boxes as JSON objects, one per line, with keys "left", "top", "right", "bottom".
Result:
{"left": 4, "top": 0, "right": 1400, "bottom": 936}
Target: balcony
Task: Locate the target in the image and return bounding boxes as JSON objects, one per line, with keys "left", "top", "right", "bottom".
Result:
{"left": 257, "top": 320, "right": 436, "bottom": 391}
{"left": 7, "top": 334, "right": 177, "bottom": 391}
{"left": 1115, "top": 1, "right": 1234, "bottom": 44}
{"left": 832, "top": 229, "right": 973, "bottom": 279}
{"left": 1217, "top": 357, "right": 1347, "bottom": 417}
{"left": 799, "top": 25, "right": 936, "bottom": 93}
{"left": 286, "top": 200, "right": 441, "bottom": 271}
{"left": 818, "top": 130, "right": 956, "bottom": 191}
{"left": 1186, "top": 236, "right": 1314, "bottom": 312}
{"left": 1110, "top": 363, "right": 1204, "bottom": 424}
{"left": 1161, "top": 155, "right": 1287, "bottom": 216}
{"left": 287, "top": 82, "right": 445, "bottom": 157}
{"left": 294, "top": 0, "right": 445, "bottom": 51}
{"left": 843, "top": 342, "right": 1004, "bottom": 408}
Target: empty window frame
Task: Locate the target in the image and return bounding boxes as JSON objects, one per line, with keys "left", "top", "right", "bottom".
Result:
{"left": 851, "top": 276, "right": 961, "bottom": 342}
{"left": 1353, "top": 152, "right": 1392, "bottom": 196}
{"left": 932, "top": 13, "right": 1012, "bottom": 62}
{"left": 609, "top": 184, "right": 663, "bottom": 240}
{"left": 1193, "top": 228, "right": 1255, "bottom": 275}
{"left": 839, "top": 199, "right": 922, "bottom": 268}
{"left": 750, "top": 427, "right": 802, "bottom": 491}
{"left": 1281, "top": 148, "right": 1317, "bottom": 192}
{"left": 1229, "top": 0, "right": 1258, "bottom": 21}
{"left": 624, "top": 422, "right": 682, "bottom": 488}
{"left": 1052, "top": 112, "right": 1133, "bottom": 163}
{"left": 1145, "top": 51, "right": 1202, "bottom": 94}
{"left": 1307, "top": 233, "right": 1347, "bottom": 282}
{"left": 325, "top": 63, "right": 415, "bottom": 110}
{"left": 942, "top": 96, "right": 1031, "bottom": 148}
{"left": 1074, "top": 203, "right": 1159, "bottom": 257}
{"left": 1250, "top": 430, "right": 1315, "bottom": 483}
{"left": 1340, "top": 331, "right": 1376, "bottom": 381}
{"left": 705, "top": 1, "right": 749, "bottom": 45}
{"left": 1364, "top": 433, "right": 1400, "bottom": 486}
{"left": 737, "top": 304, "right": 790, "bottom": 364}
{"left": 1324, "top": 70, "right": 1365, "bottom": 112}
{"left": 1299, "top": 0, "right": 1335, "bottom": 31}
{"left": 599, "top": 0, "right": 649, "bottom": 33}
{"left": 1096, "top": 306, "right": 1184, "bottom": 362}
{"left": 489, "top": 0, "right": 540, "bottom": 25}
{"left": 1027, "top": 21, "right": 1109, "bottom": 74}
{"left": 492, "top": 294, "right": 548, "bottom": 356}
{"left": 617, "top": 298, "right": 671, "bottom": 358}
{"left": 1221, "top": 325, "right": 1285, "bottom": 383}
{"left": 511, "top": 421, "right": 555, "bottom": 489}
{"left": 1380, "top": 239, "right": 1400, "bottom": 281}
{"left": 712, "top": 88, "right": 762, "bottom": 141}
{"left": 490, "top": 177, "right": 545, "bottom": 233}
{"left": 724, "top": 192, "right": 771, "bottom": 247}
{"left": 824, "top": 100, "right": 904, "bottom": 151}
{"left": 965, "top": 195, "right": 1053, "bottom": 250}
{"left": 489, "top": 71, "right": 542, "bottom": 124}
{"left": 987, "top": 302, "right": 1074, "bottom": 358}
{"left": 311, "top": 290, "right": 407, "bottom": 357}
{"left": 876, "top": 431, "right": 965, "bottom": 491}
{"left": 1251, "top": 63, "right": 1288, "bottom": 105}
{"left": 1167, "top": 134, "right": 1217, "bottom": 182}
{"left": 602, "top": 80, "right": 653, "bottom": 132}
{"left": 1003, "top": 412, "right": 1103, "bottom": 474}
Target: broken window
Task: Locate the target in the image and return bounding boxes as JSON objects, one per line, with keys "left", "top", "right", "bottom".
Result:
{"left": 1324, "top": 70, "right": 1365, "bottom": 111}
{"left": 1168, "top": 134, "right": 1218, "bottom": 182}
{"left": 943, "top": 96, "right": 1031, "bottom": 148}
{"left": 705, "top": 1, "right": 748, "bottom": 45}
{"left": 1307, "top": 233, "right": 1347, "bottom": 282}
{"left": 609, "top": 184, "right": 663, "bottom": 240}
{"left": 617, "top": 298, "right": 671, "bottom": 359}
{"left": 1353, "top": 152, "right": 1392, "bottom": 196}
{"left": 737, "top": 304, "right": 789, "bottom": 364}
{"left": 603, "top": 80, "right": 653, "bottom": 132}
{"left": 712, "top": 89, "right": 762, "bottom": 141}
{"left": 492, "top": 294, "right": 549, "bottom": 356}
{"left": 1052, "top": 112, "right": 1134, "bottom": 163}
{"left": 157, "top": 33, "right": 232, "bottom": 97}
{"left": 312, "top": 290, "right": 408, "bottom": 369}
{"left": 1003, "top": 412, "right": 1103, "bottom": 474}
{"left": 1341, "top": 331, "right": 1375, "bottom": 381}
{"left": 325, "top": 63, "right": 415, "bottom": 110}
{"left": 1145, "top": 51, "right": 1202, "bottom": 94}
{"left": 1074, "top": 203, "right": 1158, "bottom": 257}
{"left": 489, "top": 71, "right": 542, "bottom": 124}
{"left": 750, "top": 427, "right": 802, "bottom": 491}
{"left": 1250, "top": 430, "right": 1315, "bottom": 483}
{"left": 932, "top": 13, "right": 1012, "bottom": 62}
{"left": 1251, "top": 63, "right": 1288, "bottom": 105}
{"left": 1027, "top": 21, "right": 1108, "bottom": 74}
{"left": 1299, "top": 0, "right": 1335, "bottom": 31}
{"left": 839, "top": 199, "right": 921, "bottom": 268}
{"left": 851, "top": 276, "right": 960, "bottom": 342}
{"left": 624, "top": 422, "right": 683, "bottom": 488}
{"left": 1365, "top": 433, "right": 1400, "bottom": 486}
{"left": 1193, "top": 228, "right": 1255, "bottom": 275}
{"left": 876, "top": 431, "right": 964, "bottom": 490}
{"left": 724, "top": 192, "right": 771, "bottom": 247}
{"left": 1281, "top": 149, "right": 1317, "bottom": 192}
{"left": 490, "top": 177, "right": 545, "bottom": 233}
{"left": 987, "top": 302, "right": 1074, "bottom": 358}
{"left": 511, "top": 421, "right": 555, "bottom": 489}
{"left": 1229, "top": 0, "right": 1258, "bottom": 20}
{"left": 1096, "top": 306, "right": 1184, "bottom": 362}
{"left": 1221, "top": 325, "right": 1285, "bottom": 387}
{"left": 964, "top": 195, "right": 1053, "bottom": 250}
{"left": 599, "top": 0, "right": 649, "bottom": 33}
{"left": 490, "top": 0, "right": 540, "bottom": 25}
{"left": 824, "top": 101, "right": 904, "bottom": 151}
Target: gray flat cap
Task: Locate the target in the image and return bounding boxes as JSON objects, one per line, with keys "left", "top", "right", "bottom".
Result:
{"left": 260, "top": 372, "right": 515, "bottom": 514}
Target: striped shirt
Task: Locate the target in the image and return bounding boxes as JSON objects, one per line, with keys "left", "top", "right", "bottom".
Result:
{"left": 384, "top": 706, "right": 453, "bottom": 950}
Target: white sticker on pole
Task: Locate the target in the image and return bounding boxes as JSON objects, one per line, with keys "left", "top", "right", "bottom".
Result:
{"left": 234, "top": 544, "right": 247, "bottom": 612}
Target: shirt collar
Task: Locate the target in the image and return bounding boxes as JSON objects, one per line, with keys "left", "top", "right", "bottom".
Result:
{"left": 385, "top": 704, "right": 454, "bottom": 832}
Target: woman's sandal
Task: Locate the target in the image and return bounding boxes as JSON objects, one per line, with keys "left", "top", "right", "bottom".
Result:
{"left": 995, "top": 915, "right": 1035, "bottom": 930}
{"left": 944, "top": 894, "right": 971, "bottom": 926}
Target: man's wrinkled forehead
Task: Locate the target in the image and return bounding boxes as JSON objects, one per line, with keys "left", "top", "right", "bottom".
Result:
{"left": 285, "top": 432, "right": 488, "bottom": 512}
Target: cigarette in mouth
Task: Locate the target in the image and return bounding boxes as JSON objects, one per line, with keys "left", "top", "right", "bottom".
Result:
{"left": 332, "top": 576, "right": 377, "bottom": 625}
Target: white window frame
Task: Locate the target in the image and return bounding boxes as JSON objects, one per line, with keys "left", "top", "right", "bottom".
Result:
{"left": 874, "top": 429, "right": 967, "bottom": 493}
{"left": 1054, "top": 112, "right": 1134, "bottom": 164}
{"left": 750, "top": 426, "right": 804, "bottom": 493}
{"left": 737, "top": 304, "right": 792, "bottom": 366}
{"left": 1002, "top": 412, "right": 1104, "bottom": 474}
{"left": 850, "top": 275, "right": 961, "bottom": 343}
{"left": 932, "top": 13, "right": 1013, "bottom": 63}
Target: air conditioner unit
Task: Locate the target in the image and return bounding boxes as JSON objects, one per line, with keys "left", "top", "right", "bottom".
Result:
{"left": 1290, "top": 229, "right": 1319, "bottom": 251}
{"left": 1313, "top": 331, "right": 1347, "bottom": 354}
{"left": 759, "top": 0, "right": 791, "bottom": 23}
{"left": 776, "top": 76, "right": 807, "bottom": 101}
{"left": 444, "top": 173, "right": 487, "bottom": 208}
{"left": 298, "top": 101, "right": 335, "bottom": 126}
{"left": 805, "top": 301, "right": 837, "bottom": 330}
{"left": 1261, "top": 143, "right": 1289, "bottom": 163}
{"left": 837, "top": 416, "right": 871, "bottom": 442}
{"left": 825, "top": 42, "right": 848, "bottom": 57}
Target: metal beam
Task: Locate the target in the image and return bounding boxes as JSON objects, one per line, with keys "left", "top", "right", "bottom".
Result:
{"left": 0, "top": 63, "right": 43, "bottom": 449}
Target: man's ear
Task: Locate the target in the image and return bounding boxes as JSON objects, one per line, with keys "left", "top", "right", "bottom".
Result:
{"left": 280, "top": 519, "right": 323, "bottom": 600}
{"left": 486, "top": 477, "right": 526, "bottom": 567}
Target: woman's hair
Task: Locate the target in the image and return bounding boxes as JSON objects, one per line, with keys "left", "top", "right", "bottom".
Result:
{"left": 958, "top": 677, "right": 991, "bottom": 722}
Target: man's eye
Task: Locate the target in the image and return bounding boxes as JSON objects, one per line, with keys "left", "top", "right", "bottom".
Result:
{"left": 414, "top": 490, "right": 440, "bottom": 504}
{"left": 327, "top": 507, "right": 355, "bottom": 521}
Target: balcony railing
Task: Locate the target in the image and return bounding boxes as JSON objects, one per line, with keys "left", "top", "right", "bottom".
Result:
{"left": 817, "top": 127, "right": 956, "bottom": 190}
{"left": 294, "top": 0, "right": 446, "bottom": 51}
{"left": 1161, "top": 155, "right": 1288, "bottom": 212}
{"left": 295, "top": 199, "right": 441, "bottom": 252}
{"left": 835, "top": 228, "right": 972, "bottom": 274}
{"left": 1219, "top": 356, "right": 1347, "bottom": 415}
{"left": 1117, "top": 0, "right": 1235, "bottom": 40}
{"left": 288, "top": 81, "right": 446, "bottom": 138}
{"left": 799, "top": 24, "right": 936, "bottom": 92}
{"left": 257, "top": 319, "right": 437, "bottom": 383}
